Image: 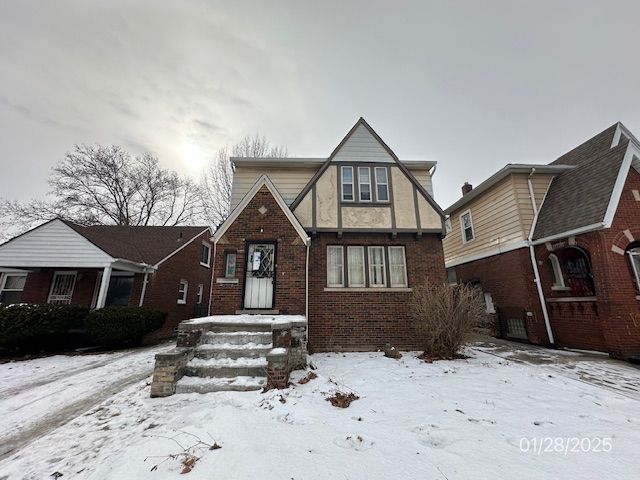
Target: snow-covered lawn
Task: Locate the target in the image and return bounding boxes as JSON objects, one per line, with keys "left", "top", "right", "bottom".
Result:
{"left": 1, "top": 343, "right": 640, "bottom": 479}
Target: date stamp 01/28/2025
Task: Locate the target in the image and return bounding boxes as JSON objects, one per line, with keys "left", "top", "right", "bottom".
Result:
{"left": 519, "top": 437, "right": 612, "bottom": 455}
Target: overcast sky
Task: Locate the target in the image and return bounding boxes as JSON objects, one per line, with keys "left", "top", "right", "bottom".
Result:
{"left": 1, "top": 0, "right": 640, "bottom": 210}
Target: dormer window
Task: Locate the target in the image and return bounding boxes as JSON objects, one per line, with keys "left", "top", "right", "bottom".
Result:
{"left": 341, "top": 166, "right": 354, "bottom": 202}
{"left": 358, "top": 167, "right": 372, "bottom": 202}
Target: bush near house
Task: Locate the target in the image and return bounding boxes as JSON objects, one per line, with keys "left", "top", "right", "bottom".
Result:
{"left": 85, "top": 307, "right": 167, "bottom": 347}
{"left": 0, "top": 304, "right": 90, "bottom": 353}
{"left": 410, "top": 283, "right": 485, "bottom": 360}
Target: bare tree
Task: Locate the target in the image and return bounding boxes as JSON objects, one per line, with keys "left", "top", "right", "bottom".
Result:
{"left": 203, "top": 134, "right": 288, "bottom": 227}
{"left": 0, "top": 144, "right": 205, "bottom": 240}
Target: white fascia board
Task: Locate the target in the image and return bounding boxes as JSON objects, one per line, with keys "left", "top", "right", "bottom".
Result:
{"left": 531, "top": 222, "right": 605, "bottom": 246}
{"left": 603, "top": 142, "right": 640, "bottom": 228}
{"left": 445, "top": 240, "right": 529, "bottom": 268}
{"left": 153, "top": 227, "right": 212, "bottom": 268}
{"left": 213, "top": 175, "right": 309, "bottom": 246}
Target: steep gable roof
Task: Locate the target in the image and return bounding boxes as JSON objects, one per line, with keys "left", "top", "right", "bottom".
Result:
{"left": 290, "top": 117, "right": 445, "bottom": 219}
{"left": 532, "top": 141, "right": 629, "bottom": 241}
{"left": 551, "top": 123, "right": 618, "bottom": 166}
{"left": 212, "top": 175, "right": 309, "bottom": 245}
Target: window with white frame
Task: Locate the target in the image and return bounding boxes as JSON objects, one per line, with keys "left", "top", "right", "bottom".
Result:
{"left": 201, "top": 242, "right": 211, "bottom": 267}
{"left": 368, "top": 246, "right": 387, "bottom": 287}
{"left": 196, "top": 283, "right": 204, "bottom": 304}
{"left": 225, "top": 251, "right": 237, "bottom": 278}
{"left": 341, "top": 166, "right": 354, "bottom": 202}
{"left": 327, "top": 246, "right": 344, "bottom": 287}
{"left": 627, "top": 246, "right": 640, "bottom": 292}
{"left": 547, "top": 253, "right": 567, "bottom": 290}
{"left": 444, "top": 218, "right": 452, "bottom": 235}
{"left": 0, "top": 273, "right": 27, "bottom": 305}
{"left": 388, "top": 246, "right": 408, "bottom": 287}
{"left": 484, "top": 292, "right": 496, "bottom": 314}
{"left": 374, "top": 167, "right": 389, "bottom": 202}
{"left": 177, "top": 279, "right": 188, "bottom": 304}
{"left": 48, "top": 271, "right": 77, "bottom": 304}
{"left": 460, "top": 210, "right": 474, "bottom": 243}
{"left": 347, "top": 246, "right": 366, "bottom": 287}
{"left": 358, "top": 167, "right": 372, "bottom": 202}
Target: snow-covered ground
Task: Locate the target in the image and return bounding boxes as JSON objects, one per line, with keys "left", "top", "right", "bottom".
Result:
{"left": 1, "top": 342, "right": 639, "bottom": 479}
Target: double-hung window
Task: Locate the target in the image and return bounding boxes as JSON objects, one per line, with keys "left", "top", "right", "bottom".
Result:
{"left": 374, "top": 167, "right": 389, "bottom": 202}
{"left": 358, "top": 167, "right": 372, "bottom": 202}
{"left": 368, "top": 246, "right": 387, "bottom": 287}
{"left": 388, "top": 246, "right": 408, "bottom": 287}
{"left": 327, "top": 246, "right": 344, "bottom": 287}
{"left": 0, "top": 274, "right": 26, "bottom": 305}
{"left": 341, "top": 167, "right": 354, "bottom": 202}
{"left": 460, "top": 210, "right": 474, "bottom": 243}
{"left": 201, "top": 242, "right": 211, "bottom": 267}
{"left": 347, "top": 246, "right": 366, "bottom": 287}
{"left": 177, "top": 279, "right": 188, "bottom": 304}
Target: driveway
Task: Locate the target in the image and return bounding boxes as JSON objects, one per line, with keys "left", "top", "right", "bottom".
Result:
{"left": 0, "top": 342, "right": 172, "bottom": 462}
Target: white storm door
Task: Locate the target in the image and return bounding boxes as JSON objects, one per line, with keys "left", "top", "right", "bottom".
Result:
{"left": 243, "top": 243, "right": 275, "bottom": 309}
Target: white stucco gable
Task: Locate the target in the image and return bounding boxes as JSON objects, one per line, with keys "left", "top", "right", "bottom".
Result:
{"left": 0, "top": 219, "right": 114, "bottom": 268}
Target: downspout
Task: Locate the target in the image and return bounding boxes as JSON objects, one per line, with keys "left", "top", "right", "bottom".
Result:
{"left": 305, "top": 237, "right": 311, "bottom": 320}
{"left": 526, "top": 169, "right": 555, "bottom": 345}
{"left": 138, "top": 271, "right": 150, "bottom": 307}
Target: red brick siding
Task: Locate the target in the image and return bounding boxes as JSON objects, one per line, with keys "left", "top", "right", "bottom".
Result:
{"left": 211, "top": 186, "right": 306, "bottom": 315}
{"left": 308, "top": 232, "right": 446, "bottom": 352}
{"left": 21, "top": 268, "right": 98, "bottom": 306}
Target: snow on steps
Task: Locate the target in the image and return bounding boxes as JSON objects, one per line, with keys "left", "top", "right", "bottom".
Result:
{"left": 195, "top": 342, "right": 272, "bottom": 360}
{"left": 176, "top": 375, "right": 265, "bottom": 393}
{"left": 202, "top": 331, "right": 272, "bottom": 346}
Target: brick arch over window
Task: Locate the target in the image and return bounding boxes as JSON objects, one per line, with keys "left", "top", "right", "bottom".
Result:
{"left": 611, "top": 228, "right": 640, "bottom": 255}
{"left": 541, "top": 246, "right": 596, "bottom": 297}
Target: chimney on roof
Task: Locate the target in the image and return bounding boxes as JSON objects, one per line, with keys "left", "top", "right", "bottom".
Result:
{"left": 462, "top": 182, "right": 473, "bottom": 196}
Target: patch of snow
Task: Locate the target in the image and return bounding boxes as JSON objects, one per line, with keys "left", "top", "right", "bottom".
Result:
{"left": 182, "top": 314, "right": 306, "bottom": 325}
{"left": 188, "top": 357, "right": 268, "bottom": 367}
{"left": 177, "top": 376, "right": 266, "bottom": 387}
{"left": 197, "top": 343, "right": 271, "bottom": 351}
{"left": 269, "top": 347, "right": 287, "bottom": 355}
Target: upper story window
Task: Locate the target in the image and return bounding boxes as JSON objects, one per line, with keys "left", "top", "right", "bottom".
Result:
{"left": 460, "top": 210, "right": 475, "bottom": 243}
{"left": 444, "top": 218, "right": 452, "bottom": 235}
{"left": 375, "top": 167, "right": 389, "bottom": 202}
{"left": 340, "top": 165, "right": 390, "bottom": 204}
{"left": 201, "top": 242, "right": 211, "bottom": 267}
{"left": 341, "top": 166, "right": 354, "bottom": 202}
{"left": 358, "top": 167, "right": 372, "bottom": 202}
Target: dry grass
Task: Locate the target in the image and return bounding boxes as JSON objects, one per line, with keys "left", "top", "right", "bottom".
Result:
{"left": 411, "top": 283, "right": 485, "bottom": 359}
{"left": 326, "top": 391, "right": 359, "bottom": 408}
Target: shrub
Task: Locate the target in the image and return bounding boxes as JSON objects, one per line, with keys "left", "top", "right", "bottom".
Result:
{"left": 410, "top": 283, "right": 485, "bottom": 359}
{"left": 0, "top": 304, "right": 90, "bottom": 352}
{"left": 85, "top": 306, "right": 167, "bottom": 346}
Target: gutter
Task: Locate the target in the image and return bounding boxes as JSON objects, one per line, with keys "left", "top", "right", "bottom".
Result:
{"left": 526, "top": 169, "right": 555, "bottom": 345}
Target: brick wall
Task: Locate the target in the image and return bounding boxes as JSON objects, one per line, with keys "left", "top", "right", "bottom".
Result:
{"left": 308, "top": 232, "right": 446, "bottom": 352}
{"left": 21, "top": 268, "right": 98, "bottom": 306}
{"left": 211, "top": 186, "right": 307, "bottom": 315}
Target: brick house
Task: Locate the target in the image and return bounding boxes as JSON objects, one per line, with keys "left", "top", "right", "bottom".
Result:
{"left": 210, "top": 118, "right": 447, "bottom": 352}
{"left": 0, "top": 219, "right": 213, "bottom": 335}
{"left": 443, "top": 122, "right": 640, "bottom": 360}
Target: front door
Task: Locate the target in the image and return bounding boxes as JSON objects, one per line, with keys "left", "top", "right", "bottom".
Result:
{"left": 243, "top": 243, "right": 275, "bottom": 309}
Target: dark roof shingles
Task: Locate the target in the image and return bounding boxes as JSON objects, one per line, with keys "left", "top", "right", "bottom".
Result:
{"left": 63, "top": 222, "right": 209, "bottom": 265}
{"left": 551, "top": 124, "right": 617, "bottom": 166}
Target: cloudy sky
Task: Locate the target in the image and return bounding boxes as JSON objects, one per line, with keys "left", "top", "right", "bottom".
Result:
{"left": 1, "top": 0, "right": 639, "bottom": 210}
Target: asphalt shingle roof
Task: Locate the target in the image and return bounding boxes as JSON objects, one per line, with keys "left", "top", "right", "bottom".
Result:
{"left": 63, "top": 221, "right": 210, "bottom": 265}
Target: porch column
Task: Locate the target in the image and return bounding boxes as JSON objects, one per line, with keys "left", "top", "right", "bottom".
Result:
{"left": 95, "top": 265, "right": 112, "bottom": 309}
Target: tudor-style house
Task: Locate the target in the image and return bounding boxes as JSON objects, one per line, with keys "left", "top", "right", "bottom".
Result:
{"left": 0, "top": 220, "right": 213, "bottom": 335}
{"left": 443, "top": 122, "right": 640, "bottom": 360}
{"left": 210, "top": 118, "right": 447, "bottom": 352}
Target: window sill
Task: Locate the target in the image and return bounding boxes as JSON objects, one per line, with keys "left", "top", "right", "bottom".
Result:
{"left": 324, "top": 287, "right": 412, "bottom": 293}
{"left": 551, "top": 286, "right": 570, "bottom": 291}
{"left": 547, "top": 296, "right": 597, "bottom": 303}
{"left": 177, "top": 300, "right": 186, "bottom": 305}
{"left": 200, "top": 262, "right": 211, "bottom": 268}
{"left": 216, "top": 278, "right": 239, "bottom": 284}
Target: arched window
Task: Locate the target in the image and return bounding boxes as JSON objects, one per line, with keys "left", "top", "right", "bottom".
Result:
{"left": 547, "top": 253, "right": 566, "bottom": 290}
{"left": 558, "top": 247, "right": 595, "bottom": 296}
{"left": 626, "top": 244, "right": 640, "bottom": 291}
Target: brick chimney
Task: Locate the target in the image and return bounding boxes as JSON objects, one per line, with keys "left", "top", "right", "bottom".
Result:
{"left": 462, "top": 182, "right": 473, "bottom": 196}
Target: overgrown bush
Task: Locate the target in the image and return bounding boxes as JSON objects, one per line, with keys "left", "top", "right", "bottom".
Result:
{"left": 0, "top": 304, "right": 90, "bottom": 352}
{"left": 85, "top": 306, "right": 166, "bottom": 346}
{"left": 410, "top": 283, "right": 485, "bottom": 359}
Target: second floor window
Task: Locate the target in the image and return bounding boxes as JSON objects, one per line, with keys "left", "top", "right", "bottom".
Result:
{"left": 375, "top": 167, "right": 389, "bottom": 202}
{"left": 358, "top": 167, "right": 372, "bottom": 201}
{"left": 201, "top": 242, "right": 211, "bottom": 267}
{"left": 341, "top": 166, "right": 354, "bottom": 201}
{"left": 460, "top": 210, "right": 474, "bottom": 243}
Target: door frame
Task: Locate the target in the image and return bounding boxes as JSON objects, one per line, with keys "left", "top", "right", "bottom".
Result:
{"left": 241, "top": 240, "right": 277, "bottom": 310}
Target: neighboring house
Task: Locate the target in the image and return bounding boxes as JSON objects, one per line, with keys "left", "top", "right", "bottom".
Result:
{"left": 0, "top": 219, "right": 213, "bottom": 335}
{"left": 443, "top": 122, "right": 640, "bottom": 359}
{"left": 211, "top": 117, "right": 447, "bottom": 351}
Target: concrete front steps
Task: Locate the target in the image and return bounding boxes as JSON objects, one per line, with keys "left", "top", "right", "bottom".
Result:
{"left": 176, "top": 326, "right": 272, "bottom": 394}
